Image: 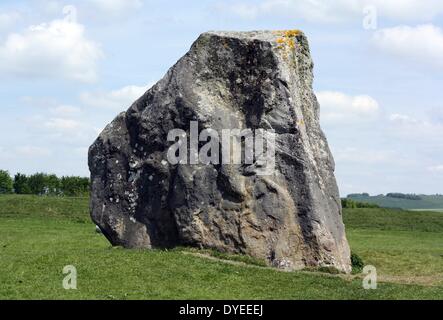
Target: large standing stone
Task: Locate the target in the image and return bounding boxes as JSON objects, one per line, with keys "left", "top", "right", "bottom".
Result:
{"left": 88, "top": 30, "right": 351, "bottom": 272}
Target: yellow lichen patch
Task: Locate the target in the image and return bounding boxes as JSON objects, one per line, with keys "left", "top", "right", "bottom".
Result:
{"left": 297, "top": 119, "right": 305, "bottom": 127}
{"left": 272, "top": 29, "right": 302, "bottom": 37}
{"left": 273, "top": 29, "right": 301, "bottom": 51}
{"left": 284, "top": 30, "right": 301, "bottom": 37}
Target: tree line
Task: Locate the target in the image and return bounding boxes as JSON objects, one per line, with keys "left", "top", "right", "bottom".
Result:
{"left": 347, "top": 192, "right": 424, "bottom": 201}
{"left": 386, "top": 193, "right": 422, "bottom": 200}
{"left": 0, "top": 170, "right": 89, "bottom": 196}
{"left": 341, "top": 198, "right": 380, "bottom": 209}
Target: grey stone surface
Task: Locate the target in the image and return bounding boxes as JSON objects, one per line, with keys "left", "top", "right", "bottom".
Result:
{"left": 88, "top": 30, "right": 352, "bottom": 272}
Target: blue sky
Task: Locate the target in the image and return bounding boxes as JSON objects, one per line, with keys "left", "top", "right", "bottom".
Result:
{"left": 0, "top": 0, "right": 442, "bottom": 195}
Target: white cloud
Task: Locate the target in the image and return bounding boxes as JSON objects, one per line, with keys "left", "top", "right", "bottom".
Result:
{"left": 20, "top": 96, "right": 58, "bottom": 108}
{"left": 317, "top": 91, "right": 379, "bottom": 123}
{"left": 80, "top": 84, "right": 149, "bottom": 110}
{"left": 49, "top": 105, "right": 81, "bottom": 116}
{"left": 388, "top": 113, "right": 443, "bottom": 142}
{"left": 389, "top": 113, "right": 423, "bottom": 125}
{"left": 22, "top": 97, "right": 82, "bottom": 116}
{"left": 334, "top": 147, "right": 395, "bottom": 165}
{"left": 218, "top": 0, "right": 443, "bottom": 23}
{"left": 44, "top": 118, "right": 82, "bottom": 131}
{"left": 428, "top": 165, "right": 443, "bottom": 173}
{"left": 388, "top": 113, "right": 439, "bottom": 130}
{"left": 373, "top": 24, "right": 443, "bottom": 68}
{"left": 23, "top": 112, "right": 98, "bottom": 146}
{"left": 14, "top": 146, "right": 51, "bottom": 157}
{"left": 0, "top": 17, "right": 103, "bottom": 82}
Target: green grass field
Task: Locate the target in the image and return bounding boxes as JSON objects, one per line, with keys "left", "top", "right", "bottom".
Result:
{"left": 0, "top": 195, "right": 442, "bottom": 299}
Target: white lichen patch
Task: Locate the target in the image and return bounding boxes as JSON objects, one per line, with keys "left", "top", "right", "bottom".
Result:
{"left": 129, "top": 160, "right": 139, "bottom": 168}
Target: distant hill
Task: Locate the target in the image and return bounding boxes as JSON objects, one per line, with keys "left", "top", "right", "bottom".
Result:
{"left": 346, "top": 193, "right": 443, "bottom": 210}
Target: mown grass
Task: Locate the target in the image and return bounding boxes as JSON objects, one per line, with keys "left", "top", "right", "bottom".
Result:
{"left": 0, "top": 195, "right": 89, "bottom": 222}
{"left": 0, "top": 195, "right": 442, "bottom": 299}
{"left": 343, "top": 207, "right": 443, "bottom": 232}
{"left": 343, "top": 208, "right": 443, "bottom": 286}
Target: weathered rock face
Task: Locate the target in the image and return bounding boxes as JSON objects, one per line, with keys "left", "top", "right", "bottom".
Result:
{"left": 88, "top": 30, "right": 351, "bottom": 272}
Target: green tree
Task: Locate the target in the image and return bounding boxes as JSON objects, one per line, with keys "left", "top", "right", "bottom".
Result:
{"left": 60, "top": 176, "right": 90, "bottom": 196}
{"left": 13, "top": 173, "right": 31, "bottom": 194}
{"left": 28, "top": 173, "right": 47, "bottom": 195}
{"left": 45, "top": 174, "right": 60, "bottom": 195}
{"left": 342, "top": 198, "right": 379, "bottom": 209}
{"left": 0, "top": 170, "right": 13, "bottom": 194}
{"left": 341, "top": 198, "right": 356, "bottom": 209}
